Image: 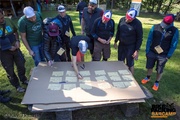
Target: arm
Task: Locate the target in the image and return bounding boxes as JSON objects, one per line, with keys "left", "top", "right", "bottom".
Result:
{"left": 81, "top": 17, "right": 85, "bottom": 35}
{"left": 135, "top": 20, "right": 143, "bottom": 51}
{"left": 114, "top": 20, "right": 121, "bottom": 49}
{"left": 20, "top": 32, "right": 34, "bottom": 56}
{"left": 72, "top": 56, "right": 83, "bottom": 79}
{"left": 107, "top": 20, "right": 115, "bottom": 44}
{"left": 69, "top": 17, "right": 76, "bottom": 36}
{"left": 146, "top": 26, "right": 154, "bottom": 54}
{"left": 167, "top": 29, "right": 179, "bottom": 59}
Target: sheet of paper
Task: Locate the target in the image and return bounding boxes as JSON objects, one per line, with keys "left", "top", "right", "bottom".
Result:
{"left": 52, "top": 71, "right": 64, "bottom": 76}
{"left": 118, "top": 70, "right": 130, "bottom": 75}
{"left": 63, "top": 84, "right": 76, "bottom": 90}
{"left": 95, "top": 76, "right": 108, "bottom": 81}
{"left": 65, "top": 77, "right": 77, "bottom": 82}
{"left": 57, "top": 48, "right": 65, "bottom": 56}
{"left": 122, "top": 75, "right": 134, "bottom": 81}
{"left": 48, "top": 84, "right": 61, "bottom": 90}
{"left": 95, "top": 70, "right": 106, "bottom": 76}
{"left": 112, "top": 82, "right": 126, "bottom": 88}
{"left": 66, "top": 71, "right": 76, "bottom": 76}
{"left": 108, "top": 72, "right": 119, "bottom": 77}
{"left": 80, "top": 83, "right": 92, "bottom": 89}
{"left": 123, "top": 81, "right": 136, "bottom": 87}
{"left": 110, "top": 76, "right": 122, "bottom": 81}
{"left": 50, "top": 77, "right": 62, "bottom": 82}
{"left": 98, "top": 83, "right": 111, "bottom": 89}
{"left": 79, "top": 71, "right": 91, "bottom": 76}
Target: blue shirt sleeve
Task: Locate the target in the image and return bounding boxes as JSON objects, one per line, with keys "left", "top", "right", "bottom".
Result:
{"left": 146, "top": 26, "right": 154, "bottom": 54}
{"left": 167, "top": 29, "right": 179, "bottom": 58}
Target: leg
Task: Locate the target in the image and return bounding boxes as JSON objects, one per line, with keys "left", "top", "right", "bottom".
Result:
{"left": 93, "top": 41, "right": 102, "bottom": 61}
{"left": 102, "top": 44, "right": 110, "bottom": 61}
{"left": 30, "top": 44, "right": 45, "bottom": 66}
{"left": 65, "top": 42, "right": 71, "bottom": 61}
{"left": 1, "top": 51, "right": 20, "bottom": 88}
{"left": 14, "top": 50, "right": 27, "bottom": 83}
{"left": 141, "top": 51, "right": 156, "bottom": 84}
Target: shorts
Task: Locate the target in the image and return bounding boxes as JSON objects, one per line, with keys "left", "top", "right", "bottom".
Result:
{"left": 118, "top": 44, "right": 135, "bottom": 67}
{"left": 93, "top": 41, "right": 110, "bottom": 61}
{"left": 146, "top": 51, "right": 168, "bottom": 74}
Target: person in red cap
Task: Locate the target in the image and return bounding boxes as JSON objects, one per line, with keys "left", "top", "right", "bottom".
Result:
{"left": 141, "top": 14, "right": 179, "bottom": 91}
{"left": 91, "top": 10, "right": 115, "bottom": 61}
{"left": 114, "top": 8, "right": 143, "bottom": 75}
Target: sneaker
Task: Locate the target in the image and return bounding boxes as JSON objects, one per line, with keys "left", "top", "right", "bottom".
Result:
{"left": 16, "top": 86, "right": 25, "bottom": 93}
{"left": 152, "top": 82, "right": 159, "bottom": 91}
{"left": 22, "top": 80, "right": 29, "bottom": 85}
{"left": 0, "top": 90, "right": 10, "bottom": 95}
{"left": 141, "top": 77, "right": 150, "bottom": 84}
{"left": 0, "top": 95, "right": 11, "bottom": 103}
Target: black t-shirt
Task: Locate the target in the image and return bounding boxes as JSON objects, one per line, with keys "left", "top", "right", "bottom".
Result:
{"left": 70, "top": 35, "right": 91, "bottom": 56}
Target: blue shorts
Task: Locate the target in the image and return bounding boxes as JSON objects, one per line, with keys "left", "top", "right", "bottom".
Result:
{"left": 146, "top": 51, "right": 168, "bottom": 74}
{"left": 118, "top": 44, "right": 135, "bottom": 67}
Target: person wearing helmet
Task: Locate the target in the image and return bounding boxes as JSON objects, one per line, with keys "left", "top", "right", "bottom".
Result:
{"left": 114, "top": 8, "right": 143, "bottom": 75}
{"left": 70, "top": 35, "right": 92, "bottom": 79}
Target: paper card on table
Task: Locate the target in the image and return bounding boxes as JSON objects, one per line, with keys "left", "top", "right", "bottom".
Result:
{"left": 108, "top": 72, "right": 119, "bottom": 77}
{"left": 50, "top": 77, "right": 62, "bottom": 82}
{"left": 65, "top": 77, "right": 77, "bottom": 82}
{"left": 123, "top": 81, "right": 136, "bottom": 87}
{"left": 122, "top": 75, "right": 134, "bottom": 81}
{"left": 95, "top": 76, "right": 108, "bottom": 81}
{"left": 98, "top": 83, "right": 111, "bottom": 89}
{"left": 95, "top": 70, "right": 106, "bottom": 76}
{"left": 52, "top": 71, "right": 64, "bottom": 76}
{"left": 79, "top": 71, "right": 90, "bottom": 76}
{"left": 118, "top": 70, "right": 130, "bottom": 75}
{"left": 112, "top": 82, "right": 126, "bottom": 88}
{"left": 110, "top": 76, "right": 122, "bottom": 81}
{"left": 48, "top": 84, "right": 61, "bottom": 90}
{"left": 80, "top": 83, "right": 92, "bottom": 89}
{"left": 63, "top": 84, "right": 76, "bottom": 90}
{"left": 66, "top": 71, "right": 76, "bottom": 76}
{"left": 57, "top": 48, "right": 65, "bottom": 56}
{"left": 80, "top": 77, "right": 91, "bottom": 82}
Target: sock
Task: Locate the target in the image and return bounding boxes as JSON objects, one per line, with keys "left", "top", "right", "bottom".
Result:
{"left": 155, "top": 80, "right": 159, "bottom": 83}
{"left": 147, "top": 75, "right": 151, "bottom": 79}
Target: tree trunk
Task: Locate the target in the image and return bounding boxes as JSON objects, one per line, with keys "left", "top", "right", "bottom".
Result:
{"left": 164, "top": 0, "right": 173, "bottom": 14}
{"left": 156, "top": 0, "right": 163, "bottom": 13}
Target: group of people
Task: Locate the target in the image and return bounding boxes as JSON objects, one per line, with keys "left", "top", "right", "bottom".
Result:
{"left": 0, "top": 0, "right": 179, "bottom": 103}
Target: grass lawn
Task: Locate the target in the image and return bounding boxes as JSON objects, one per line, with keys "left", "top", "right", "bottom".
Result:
{"left": 0, "top": 9, "right": 180, "bottom": 120}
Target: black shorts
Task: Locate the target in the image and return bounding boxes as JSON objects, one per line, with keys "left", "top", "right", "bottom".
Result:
{"left": 146, "top": 51, "right": 168, "bottom": 74}
{"left": 118, "top": 44, "right": 135, "bottom": 67}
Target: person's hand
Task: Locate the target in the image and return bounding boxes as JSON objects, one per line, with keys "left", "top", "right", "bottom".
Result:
{"left": 98, "top": 38, "right": 106, "bottom": 44}
{"left": 9, "top": 46, "right": 17, "bottom": 51}
{"left": 15, "top": 41, "right": 20, "bottom": 48}
{"left": 29, "top": 50, "right": 35, "bottom": 56}
{"left": 48, "top": 60, "right": 54, "bottom": 66}
{"left": 114, "top": 43, "right": 118, "bottom": 49}
{"left": 77, "top": 73, "right": 83, "bottom": 79}
{"left": 81, "top": 30, "right": 84, "bottom": 35}
{"left": 132, "top": 50, "right": 138, "bottom": 60}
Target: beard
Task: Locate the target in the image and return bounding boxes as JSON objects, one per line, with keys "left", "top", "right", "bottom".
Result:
{"left": 87, "top": 8, "right": 94, "bottom": 13}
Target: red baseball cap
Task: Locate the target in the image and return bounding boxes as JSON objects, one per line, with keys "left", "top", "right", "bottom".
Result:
{"left": 48, "top": 23, "right": 59, "bottom": 36}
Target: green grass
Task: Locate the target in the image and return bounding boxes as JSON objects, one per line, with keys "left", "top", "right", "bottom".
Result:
{"left": 0, "top": 9, "right": 180, "bottom": 120}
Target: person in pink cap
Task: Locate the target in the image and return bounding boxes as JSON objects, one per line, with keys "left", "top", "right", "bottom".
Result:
{"left": 114, "top": 8, "right": 143, "bottom": 75}
{"left": 141, "top": 14, "right": 179, "bottom": 91}
{"left": 91, "top": 10, "right": 115, "bottom": 61}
